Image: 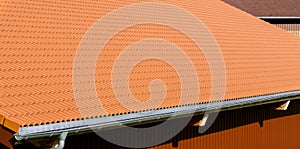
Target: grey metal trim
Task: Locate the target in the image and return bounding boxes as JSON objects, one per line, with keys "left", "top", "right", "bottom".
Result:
{"left": 15, "top": 90, "right": 300, "bottom": 140}
{"left": 258, "top": 16, "right": 300, "bottom": 19}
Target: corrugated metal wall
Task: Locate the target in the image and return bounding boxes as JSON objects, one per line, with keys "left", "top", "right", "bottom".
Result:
{"left": 275, "top": 24, "right": 300, "bottom": 36}
{"left": 64, "top": 100, "right": 300, "bottom": 149}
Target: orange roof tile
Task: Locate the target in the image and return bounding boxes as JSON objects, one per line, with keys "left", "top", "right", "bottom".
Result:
{"left": 0, "top": 115, "right": 4, "bottom": 125}
{"left": 0, "top": 0, "right": 300, "bottom": 131}
{"left": 3, "top": 118, "right": 19, "bottom": 132}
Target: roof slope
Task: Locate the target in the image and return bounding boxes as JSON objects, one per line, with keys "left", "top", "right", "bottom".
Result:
{"left": 221, "top": 0, "right": 300, "bottom": 16}
{"left": 1, "top": 0, "right": 300, "bottom": 132}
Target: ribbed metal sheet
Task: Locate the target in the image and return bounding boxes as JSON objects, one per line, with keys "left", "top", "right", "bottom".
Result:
{"left": 275, "top": 24, "right": 300, "bottom": 36}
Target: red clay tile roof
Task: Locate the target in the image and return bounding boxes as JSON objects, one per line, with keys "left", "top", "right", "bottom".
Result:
{"left": 1, "top": 0, "right": 300, "bottom": 132}
{"left": 221, "top": 0, "right": 300, "bottom": 16}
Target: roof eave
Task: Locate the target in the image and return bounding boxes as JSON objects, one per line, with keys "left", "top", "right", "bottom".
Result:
{"left": 14, "top": 90, "right": 300, "bottom": 141}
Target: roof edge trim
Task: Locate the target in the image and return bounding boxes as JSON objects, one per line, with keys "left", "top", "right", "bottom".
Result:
{"left": 0, "top": 115, "right": 20, "bottom": 132}
{"left": 3, "top": 118, "right": 20, "bottom": 132}
{"left": 0, "top": 114, "right": 4, "bottom": 125}
{"left": 258, "top": 16, "right": 300, "bottom": 19}
{"left": 15, "top": 90, "right": 300, "bottom": 140}
{"left": 259, "top": 17, "right": 300, "bottom": 24}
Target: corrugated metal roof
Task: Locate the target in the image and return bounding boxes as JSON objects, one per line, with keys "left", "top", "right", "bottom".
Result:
{"left": 1, "top": 0, "right": 300, "bottom": 132}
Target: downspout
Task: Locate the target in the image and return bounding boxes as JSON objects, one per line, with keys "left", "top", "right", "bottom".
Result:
{"left": 53, "top": 132, "right": 68, "bottom": 149}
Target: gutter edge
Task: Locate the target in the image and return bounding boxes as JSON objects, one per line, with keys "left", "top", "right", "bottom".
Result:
{"left": 14, "top": 90, "right": 300, "bottom": 141}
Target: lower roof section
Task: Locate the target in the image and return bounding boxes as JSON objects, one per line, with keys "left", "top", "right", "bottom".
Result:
{"left": 15, "top": 90, "right": 300, "bottom": 141}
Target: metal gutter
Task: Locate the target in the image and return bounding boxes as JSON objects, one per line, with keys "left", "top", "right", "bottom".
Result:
{"left": 15, "top": 90, "right": 300, "bottom": 141}
{"left": 258, "top": 16, "right": 300, "bottom": 24}
{"left": 258, "top": 16, "right": 300, "bottom": 19}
